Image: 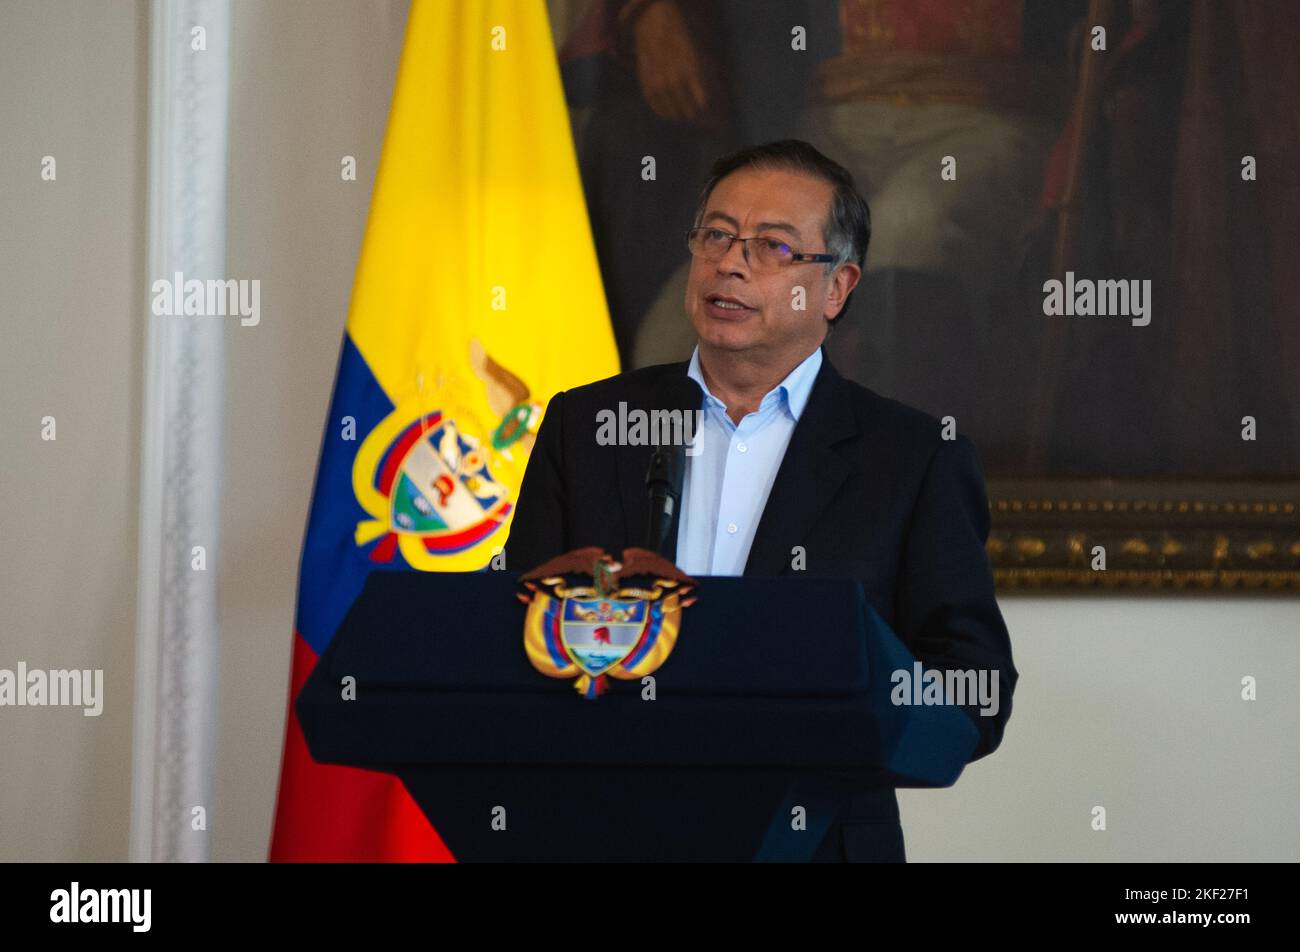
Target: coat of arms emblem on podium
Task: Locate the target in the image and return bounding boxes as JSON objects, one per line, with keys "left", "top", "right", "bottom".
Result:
{"left": 518, "top": 548, "right": 696, "bottom": 699}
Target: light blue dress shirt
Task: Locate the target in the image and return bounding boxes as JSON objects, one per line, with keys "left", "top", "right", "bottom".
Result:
{"left": 675, "top": 344, "right": 823, "bottom": 576}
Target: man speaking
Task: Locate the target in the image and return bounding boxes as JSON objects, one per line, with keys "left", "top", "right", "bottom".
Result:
{"left": 505, "top": 139, "right": 1016, "bottom": 861}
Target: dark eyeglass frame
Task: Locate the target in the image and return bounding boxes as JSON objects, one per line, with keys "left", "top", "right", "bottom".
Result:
{"left": 685, "top": 226, "right": 836, "bottom": 269}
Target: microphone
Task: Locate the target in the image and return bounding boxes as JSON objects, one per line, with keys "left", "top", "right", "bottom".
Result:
{"left": 644, "top": 444, "right": 684, "bottom": 558}
{"left": 643, "top": 370, "right": 700, "bottom": 559}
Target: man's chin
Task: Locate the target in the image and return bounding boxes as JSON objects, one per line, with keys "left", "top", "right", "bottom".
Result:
{"left": 691, "top": 316, "right": 761, "bottom": 352}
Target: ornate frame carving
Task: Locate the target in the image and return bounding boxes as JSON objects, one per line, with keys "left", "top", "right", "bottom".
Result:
{"left": 987, "top": 480, "right": 1300, "bottom": 591}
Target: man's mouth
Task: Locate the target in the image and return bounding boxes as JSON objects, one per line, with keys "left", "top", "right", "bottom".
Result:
{"left": 705, "top": 294, "right": 755, "bottom": 315}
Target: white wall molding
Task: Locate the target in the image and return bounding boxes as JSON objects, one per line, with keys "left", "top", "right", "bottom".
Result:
{"left": 130, "top": 0, "right": 231, "bottom": 863}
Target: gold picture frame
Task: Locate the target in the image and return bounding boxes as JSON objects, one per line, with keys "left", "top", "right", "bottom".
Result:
{"left": 987, "top": 480, "right": 1300, "bottom": 591}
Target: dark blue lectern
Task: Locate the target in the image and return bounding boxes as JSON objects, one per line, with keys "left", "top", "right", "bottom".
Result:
{"left": 295, "top": 570, "right": 979, "bottom": 861}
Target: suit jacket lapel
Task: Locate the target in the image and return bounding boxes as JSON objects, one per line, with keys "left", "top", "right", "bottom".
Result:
{"left": 743, "top": 351, "right": 858, "bottom": 577}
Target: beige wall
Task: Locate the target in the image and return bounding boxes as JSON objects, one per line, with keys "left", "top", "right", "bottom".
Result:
{"left": 1, "top": 0, "right": 1297, "bottom": 863}
{"left": 905, "top": 597, "right": 1300, "bottom": 861}
{"left": 0, "top": 0, "right": 148, "bottom": 862}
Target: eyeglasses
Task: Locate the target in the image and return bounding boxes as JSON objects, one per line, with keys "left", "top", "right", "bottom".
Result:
{"left": 685, "top": 226, "right": 836, "bottom": 273}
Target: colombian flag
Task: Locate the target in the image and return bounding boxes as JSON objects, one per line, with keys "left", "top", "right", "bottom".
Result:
{"left": 269, "top": 0, "right": 618, "bottom": 861}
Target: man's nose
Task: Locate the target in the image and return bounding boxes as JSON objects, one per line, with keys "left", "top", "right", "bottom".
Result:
{"left": 715, "top": 238, "right": 750, "bottom": 277}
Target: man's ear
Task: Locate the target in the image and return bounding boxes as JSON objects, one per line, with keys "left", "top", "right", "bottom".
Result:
{"left": 824, "top": 263, "right": 861, "bottom": 321}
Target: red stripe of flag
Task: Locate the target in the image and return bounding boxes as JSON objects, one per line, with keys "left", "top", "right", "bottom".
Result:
{"left": 268, "top": 632, "right": 455, "bottom": 862}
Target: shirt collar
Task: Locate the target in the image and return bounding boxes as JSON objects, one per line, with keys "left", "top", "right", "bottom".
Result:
{"left": 685, "top": 344, "right": 823, "bottom": 422}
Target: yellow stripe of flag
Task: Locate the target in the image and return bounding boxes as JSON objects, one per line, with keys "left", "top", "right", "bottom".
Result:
{"left": 346, "top": 0, "right": 618, "bottom": 571}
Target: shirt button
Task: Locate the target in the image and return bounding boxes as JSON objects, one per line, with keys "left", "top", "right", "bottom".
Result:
{"left": 726, "top": 522, "right": 738, "bottom": 534}
{"left": 737, "top": 442, "right": 748, "bottom": 453}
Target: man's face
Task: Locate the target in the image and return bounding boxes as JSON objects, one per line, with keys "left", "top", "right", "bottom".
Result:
{"left": 685, "top": 167, "right": 858, "bottom": 362}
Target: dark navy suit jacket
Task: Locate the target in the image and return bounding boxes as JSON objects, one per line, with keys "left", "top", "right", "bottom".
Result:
{"left": 504, "top": 347, "right": 1017, "bottom": 861}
